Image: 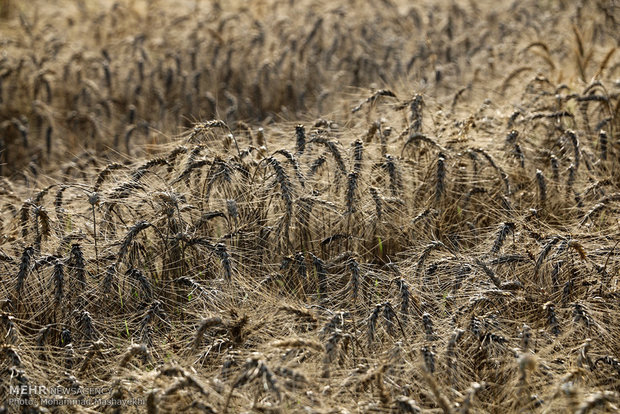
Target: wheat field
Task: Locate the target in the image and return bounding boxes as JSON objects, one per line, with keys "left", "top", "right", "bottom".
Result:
{"left": 0, "top": 0, "right": 619, "bottom": 413}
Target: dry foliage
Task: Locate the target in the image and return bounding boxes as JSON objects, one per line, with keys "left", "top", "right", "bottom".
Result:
{"left": 1, "top": 0, "right": 620, "bottom": 413}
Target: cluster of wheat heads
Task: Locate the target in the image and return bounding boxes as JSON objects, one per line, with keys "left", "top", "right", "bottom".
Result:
{"left": 1, "top": 0, "right": 620, "bottom": 413}
{"left": 2, "top": 0, "right": 617, "bottom": 178}
{"left": 0, "top": 0, "right": 498, "bottom": 176}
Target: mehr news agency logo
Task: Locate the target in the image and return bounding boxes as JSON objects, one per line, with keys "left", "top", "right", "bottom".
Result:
{"left": 8, "top": 385, "right": 145, "bottom": 407}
